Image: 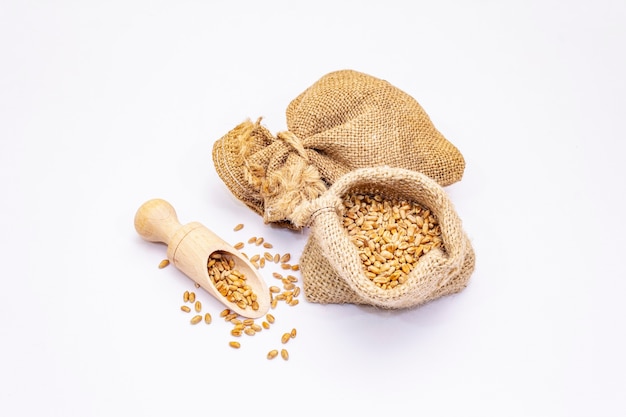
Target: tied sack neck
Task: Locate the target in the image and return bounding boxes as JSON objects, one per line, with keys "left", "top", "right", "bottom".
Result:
{"left": 213, "top": 117, "right": 327, "bottom": 226}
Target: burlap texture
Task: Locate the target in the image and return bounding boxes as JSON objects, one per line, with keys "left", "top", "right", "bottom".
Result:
{"left": 290, "top": 166, "right": 475, "bottom": 309}
{"left": 212, "top": 69, "right": 466, "bottom": 227}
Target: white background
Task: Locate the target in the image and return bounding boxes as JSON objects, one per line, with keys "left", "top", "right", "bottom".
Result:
{"left": 1, "top": 1, "right": 625, "bottom": 416}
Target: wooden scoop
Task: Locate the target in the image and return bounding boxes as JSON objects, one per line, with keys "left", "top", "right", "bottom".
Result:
{"left": 134, "top": 198, "right": 270, "bottom": 318}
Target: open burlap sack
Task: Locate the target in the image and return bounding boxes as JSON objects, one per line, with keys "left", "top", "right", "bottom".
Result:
{"left": 212, "top": 69, "right": 466, "bottom": 227}
{"left": 290, "top": 166, "right": 475, "bottom": 309}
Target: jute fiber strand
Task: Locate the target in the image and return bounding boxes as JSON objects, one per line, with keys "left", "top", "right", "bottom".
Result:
{"left": 212, "top": 69, "right": 466, "bottom": 227}
{"left": 290, "top": 166, "right": 475, "bottom": 308}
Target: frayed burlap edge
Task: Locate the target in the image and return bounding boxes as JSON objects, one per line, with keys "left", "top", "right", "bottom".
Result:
{"left": 212, "top": 118, "right": 327, "bottom": 227}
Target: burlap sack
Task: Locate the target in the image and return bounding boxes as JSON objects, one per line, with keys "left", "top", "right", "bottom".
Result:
{"left": 290, "top": 166, "right": 475, "bottom": 309}
{"left": 212, "top": 69, "right": 466, "bottom": 227}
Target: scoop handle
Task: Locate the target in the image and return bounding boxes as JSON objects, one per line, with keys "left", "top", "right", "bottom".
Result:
{"left": 134, "top": 198, "right": 182, "bottom": 244}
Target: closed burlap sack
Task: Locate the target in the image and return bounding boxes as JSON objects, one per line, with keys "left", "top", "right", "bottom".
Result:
{"left": 290, "top": 166, "right": 475, "bottom": 309}
{"left": 212, "top": 69, "right": 466, "bottom": 227}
